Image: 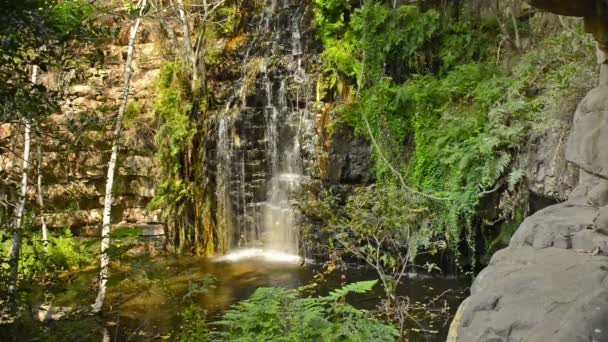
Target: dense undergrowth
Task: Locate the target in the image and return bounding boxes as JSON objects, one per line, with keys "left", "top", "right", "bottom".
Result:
{"left": 308, "top": 0, "right": 595, "bottom": 268}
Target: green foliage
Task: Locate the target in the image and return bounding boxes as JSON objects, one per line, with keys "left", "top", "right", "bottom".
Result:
{"left": 176, "top": 305, "right": 210, "bottom": 342}
{"left": 0, "top": 228, "right": 95, "bottom": 278}
{"left": 150, "top": 63, "right": 196, "bottom": 212}
{"left": 0, "top": 223, "right": 97, "bottom": 309}
{"left": 314, "top": 0, "right": 351, "bottom": 43}
{"left": 314, "top": 0, "right": 595, "bottom": 258}
{"left": 123, "top": 101, "right": 143, "bottom": 129}
{"left": 315, "top": 1, "right": 440, "bottom": 81}
{"left": 307, "top": 185, "right": 442, "bottom": 296}
{"left": 314, "top": 0, "right": 358, "bottom": 78}
{"left": 45, "top": 228, "right": 95, "bottom": 270}
{"left": 398, "top": 28, "right": 594, "bottom": 246}
{"left": 438, "top": 21, "right": 495, "bottom": 73}
{"left": 214, "top": 280, "right": 397, "bottom": 341}
{"left": 212, "top": 5, "right": 242, "bottom": 37}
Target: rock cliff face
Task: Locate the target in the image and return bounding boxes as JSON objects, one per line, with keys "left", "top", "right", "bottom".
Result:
{"left": 0, "top": 22, "right": 163, "bottom": 234}
{"left": 0, "top": 0, "right": 373, "bottom": 244}
{"left": 453, "top": 85, "right": 608, "bottom": 342}
{"left": 450, "top": 1, "right": 608, "bottom": 340}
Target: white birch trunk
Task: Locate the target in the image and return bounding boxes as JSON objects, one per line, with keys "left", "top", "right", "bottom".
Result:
{"left": 37, "top": 136, "right": 48, "bottom": 251}
{"left": 92, "top": 0, "right": 146, "bottom": 313}
{"left": 8, "top": 68, "right": 36, "bottom": 295}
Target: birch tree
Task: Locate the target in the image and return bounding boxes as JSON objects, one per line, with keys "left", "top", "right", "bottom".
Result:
{"left": 36, "top": 131, "right": 49, "bottom": 251}
{"left": 8, "top": 66, "right": 37, "bottom": 296}
{"left": 92, "top": 0, "right": 147, "bottom": 313}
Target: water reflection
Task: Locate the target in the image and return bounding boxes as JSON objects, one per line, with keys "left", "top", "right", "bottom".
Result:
{"left": 213, "top": 248, "right": 304, "bottom": 264}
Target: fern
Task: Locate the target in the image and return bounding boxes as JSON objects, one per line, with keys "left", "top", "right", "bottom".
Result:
{"left": 324, "top": 280, "right": 377, "bottom": 302}
{"left": 508, "top": 168, "right": 524, "bottom": 192}
{"left": 212, "top": 281, "right": 397, "bottom": 341}
{"left": 314, "top": 0, "right": 594, "bottom": 260}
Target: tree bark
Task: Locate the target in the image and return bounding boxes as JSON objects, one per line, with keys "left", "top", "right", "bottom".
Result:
{"left": 36, "top": 131, "right": 48, "bottom": 251}
{"left": 92, "top": 0, "right": 147, "bottom": 313}
{"left": 8, "top": 67, "right": 36, "bottom": 296}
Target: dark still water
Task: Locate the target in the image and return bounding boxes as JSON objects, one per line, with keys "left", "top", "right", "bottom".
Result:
{"left": 2, "top": 249, "right": 469, "bottom": 341}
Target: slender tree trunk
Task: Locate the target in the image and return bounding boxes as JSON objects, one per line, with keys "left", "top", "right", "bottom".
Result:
{"left": 176, "top": 0, "right": 197, "bottom": 87}
{"left": 8, "top": 66, "right": 38, "bottom": 297}
{"left": 36, "top": 132, "right": 48, "bottom": 251}
{"left": 92, "top": 0, "right": 146, "bottom": 313}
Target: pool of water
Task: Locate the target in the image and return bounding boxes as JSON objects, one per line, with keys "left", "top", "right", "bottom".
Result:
{"left": 100, "top": 249, "right": 468, "bottom": 341}
{"left": 2, "top": 247, "right": 469, "bottom": 341}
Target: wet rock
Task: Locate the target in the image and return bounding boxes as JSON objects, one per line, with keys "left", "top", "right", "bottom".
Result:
{"left": 324, "top": 123, "right": 374, "bottom": 184}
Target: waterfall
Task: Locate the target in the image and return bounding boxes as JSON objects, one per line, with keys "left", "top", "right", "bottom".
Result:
{"left": 215, "top": 0, "right": 314, "bottom": 258}
{"left": 216, "top": 112, "right": 235, "bottom": 250}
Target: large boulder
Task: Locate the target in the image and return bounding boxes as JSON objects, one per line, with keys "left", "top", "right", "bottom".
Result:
{"left": 450, "top": 82, "right": 608, "bottom": 340}
{"left": 457, "top": 246, "right": 608, "bottom": 341}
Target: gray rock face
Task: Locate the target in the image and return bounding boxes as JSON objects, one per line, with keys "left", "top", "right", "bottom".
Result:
{"left": 325, "top": 123, "right": 374, "bottom": 184}
{"left": 523, "top": 125, "right": 578, "bottom": 200}
{"left": 510, "top": 203, "right": 601, "bottom": 250}
{"left": 566, "top": 85, "right": 608, "bottom": 179}
{"left": 452, "top": 84, "right": 608, "bottom": 341}
{"left": 459, "top": 246, "right": 608, "bottom": 341}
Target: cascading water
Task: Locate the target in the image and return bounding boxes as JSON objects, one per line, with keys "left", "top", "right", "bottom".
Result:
{"left": 214, "top": 0, "right": 315, "bottom": 260}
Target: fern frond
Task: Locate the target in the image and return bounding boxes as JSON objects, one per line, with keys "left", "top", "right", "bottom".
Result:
{"left": 325, "top": 280, "right": 378, "bottom": 302}
{"left": 508, "top": 168, "right": 524, "bottom": 191}
{"left": 495, "top": 152, "right": 511, "bottom": 177}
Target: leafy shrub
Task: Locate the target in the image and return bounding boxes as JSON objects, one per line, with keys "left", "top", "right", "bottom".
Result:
{"left": 214, "top": 280, "right": 398, "bottom": 341}
{"left": 176, "top": 305, "right": 209, "bottom": 342}
{"left": 312, "top": 185, "right": 439, "bottom": 295}
{"left": 46, "top": 228, "right": 95, "bottom": 270}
